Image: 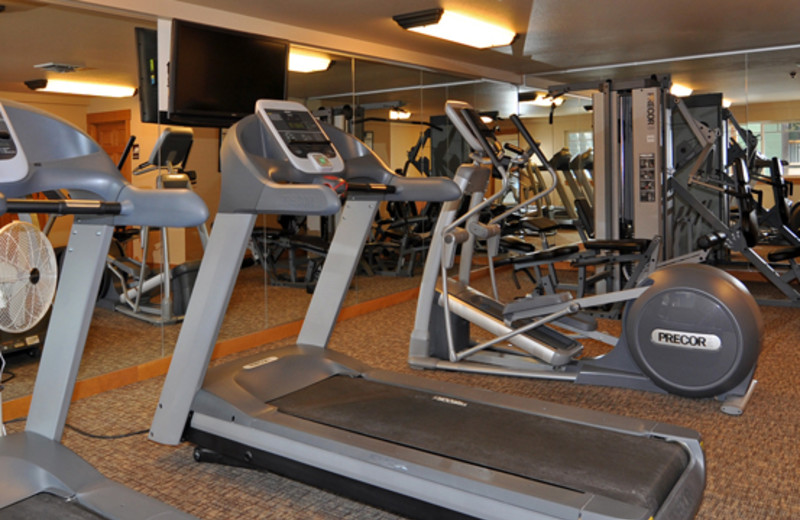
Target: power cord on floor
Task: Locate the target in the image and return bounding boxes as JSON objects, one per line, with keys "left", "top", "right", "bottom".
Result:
{"left": 1, "top": 415, "right": 148, "bottom": 440}
{"left": 64, "top": 423, "right": 149, "bottom": 440}
{"left": 1, "top": 352, "right": 147, "bottom": 440}
{"left": 1, "top": 370, "right": 15, "bottom": 384}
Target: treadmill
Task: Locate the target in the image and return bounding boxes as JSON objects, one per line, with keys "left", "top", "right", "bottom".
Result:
{"left": 0, "top": 99, "right": 206, "bottom": 519}
{"left": 150, "top": 100, "right": 705, "bottom": 520}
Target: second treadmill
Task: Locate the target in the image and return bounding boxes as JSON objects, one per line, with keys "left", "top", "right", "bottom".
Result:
{"left": 150, "top": 100, "right": 705, "bottom": 520}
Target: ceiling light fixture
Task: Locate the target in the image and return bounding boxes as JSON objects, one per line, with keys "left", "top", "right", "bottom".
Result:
{"left": 518, "top": 92, "right": 565, "bottom": 107}
{"left": 670, "top": 83, "right": 693, "bottom": 97}
{"left": 25, "top": 79, "right": 135, "bottom": 98}
{"left": 389, "top": 108, "right": 411, "bottom": 120}
{"left": 288, "top": 49, "right": 332, "bottom": 73}
{"left": 393, "top": 8, "right": 516, "bottom": 49}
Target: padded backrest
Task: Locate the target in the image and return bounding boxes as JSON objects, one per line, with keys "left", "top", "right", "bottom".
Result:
{"left": 574, "top": 197, "right": 594, "bottom": 238}
{"left": 733, "top": 158, "right": 759, "bottom": 248}
{"left": 768, "top": 157, "right": 790, "bottom": 225}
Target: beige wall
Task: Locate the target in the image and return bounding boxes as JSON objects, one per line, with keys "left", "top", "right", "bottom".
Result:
{"left": 521, "top": 113, "right": 593, "bottom": 159}
{"left": 364, "top": 120, "right": 391, "bottom": 169}
{"left": 729, "top": 101, "right": 800, "bottom": 124}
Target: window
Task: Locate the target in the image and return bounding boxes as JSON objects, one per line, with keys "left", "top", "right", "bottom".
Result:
{"left": 566, "top": 131, "right": 593, "bottom": 155}
{"left": 732, "top": 121, "right": 800, "bottom": 176}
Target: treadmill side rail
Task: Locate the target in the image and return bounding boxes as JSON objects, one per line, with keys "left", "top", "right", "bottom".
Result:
{"left": 0, "top": 433, "right": 194, "bottom": 519}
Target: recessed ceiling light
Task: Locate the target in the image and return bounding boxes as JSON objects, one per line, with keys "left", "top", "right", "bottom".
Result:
{"left": 34, "top": 62, "right": 82, "bottom": 74}
{"left": 25, "top": 79, "right": 135, "bottom": 98}
{"left": 518, "top": 92, "right": 565, "bottom": 107}
{"left": 670, "top": 83, "right": 693, "bottom": 97}
{"left": 393, "top": 8, "right": 516, "bottom": 49}
{"left": 288, "top": 49, "right": 332, "bottom": 73}
{"left": 389, "top": 108, "right": 411, "bottom": 120}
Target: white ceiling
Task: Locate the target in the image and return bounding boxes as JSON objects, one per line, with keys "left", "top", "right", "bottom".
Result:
{"left": 2, "top": 0, "right": 800, "bottom": 116}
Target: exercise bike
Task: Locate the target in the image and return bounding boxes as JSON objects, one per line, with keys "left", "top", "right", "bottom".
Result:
{"left": 409, "top": 100, "right": 763, "bottom": 415}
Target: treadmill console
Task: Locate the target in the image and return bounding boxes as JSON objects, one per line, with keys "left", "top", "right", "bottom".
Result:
{"left": 255, "top": 99, "right": 344, "bottom": 174}
{"left": 0, "top": 102, "right": 28, "bottom": 182}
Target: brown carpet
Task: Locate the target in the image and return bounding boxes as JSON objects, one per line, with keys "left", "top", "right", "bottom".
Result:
{"left": 5, "top": 271, "right": 800, "bottom": 519}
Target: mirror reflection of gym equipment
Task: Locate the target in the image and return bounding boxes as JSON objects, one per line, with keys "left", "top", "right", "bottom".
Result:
{"left": 100, "top": 127, "right": 209, "bottom": 324}
{"left": 582, "top": 76, "right": 800, "bottom": 306}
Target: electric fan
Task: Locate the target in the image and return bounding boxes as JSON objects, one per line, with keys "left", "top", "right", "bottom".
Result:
{"left": 0, "top": 221, "right": 57, "bottom": 334}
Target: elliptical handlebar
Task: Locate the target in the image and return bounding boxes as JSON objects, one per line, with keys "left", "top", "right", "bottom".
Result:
{"left": 510, "top": 114, "right": 551, "bottom": 171}
{"left": 482, "top": 113, "right": 559, "bottom": 226}
{"left": 460, "top": 109, "right": 506, "bottom": 173}
{"left": 441, "top": 101, "right": 510, "bottom": 234}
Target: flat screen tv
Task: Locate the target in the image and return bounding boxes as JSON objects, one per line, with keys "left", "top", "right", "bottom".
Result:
{"left": 168, "top": 20, "right": 288, "bottom": 127}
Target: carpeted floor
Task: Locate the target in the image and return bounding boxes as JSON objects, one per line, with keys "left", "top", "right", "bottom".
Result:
{"left": 4, "top": 268, "right": 799, "bottom": 519}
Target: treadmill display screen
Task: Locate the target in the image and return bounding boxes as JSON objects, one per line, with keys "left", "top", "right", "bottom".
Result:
{"left": 263, "top": 109, "right": 335, "bottom": 159}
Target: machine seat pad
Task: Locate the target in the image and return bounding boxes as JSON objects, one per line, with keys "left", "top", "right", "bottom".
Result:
{"left": 521, "top": 216, "right": 560, "bottom": 233}
{"left": 514, "top": 244, "right": 580, "bottom": 264}
{"left": 287, "top": 235, "right": 329, "bottom": 256}
{"left": 500, "top": 235, "right": 536, "bottom": 253}
{"left": 584, "top": 238, "right": 650, "bottom": 253}
{"left": 767, "top": 245, "right": 800, "bottom": 263}
{"left": 272, "top": 375, "right": 690, "bottom": 515}
{"left": 251, "top": 226, "right": 283, "bottom": 240}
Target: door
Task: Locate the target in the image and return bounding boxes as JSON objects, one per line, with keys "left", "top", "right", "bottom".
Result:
{"left": 87, "top": 109, "right": 132, "bottom": 181}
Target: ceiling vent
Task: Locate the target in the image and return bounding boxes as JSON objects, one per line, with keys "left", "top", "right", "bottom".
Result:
{"left": 34, "top": 62, "right": 82, "bottom": 73}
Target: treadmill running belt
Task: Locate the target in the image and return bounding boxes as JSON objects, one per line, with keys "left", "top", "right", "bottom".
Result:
{"left": 270, "top": 375, "right": 688, "bottom": 514}
{"left": 3, "top": 492, "right": 106, "bottom": 519}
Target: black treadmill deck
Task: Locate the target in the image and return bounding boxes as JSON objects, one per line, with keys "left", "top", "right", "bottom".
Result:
{"left": 270, "top": 375, "right": 688, "bottom": 514}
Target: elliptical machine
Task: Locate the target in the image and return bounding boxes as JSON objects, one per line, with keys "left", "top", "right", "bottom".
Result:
{"left": 101, "top": 128, "right": 208, "bottom": 324}
{"left": 409, "top": 100, "right": 763, "bottom": 415}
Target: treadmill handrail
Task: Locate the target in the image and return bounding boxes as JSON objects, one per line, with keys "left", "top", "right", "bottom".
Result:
{"left": 322, "top": 123, "right": 460, "bottom": 203}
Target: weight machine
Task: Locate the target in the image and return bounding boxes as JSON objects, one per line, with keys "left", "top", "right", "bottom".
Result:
{"left": 562, "top": 77, "right": 728, "bottom": 265}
